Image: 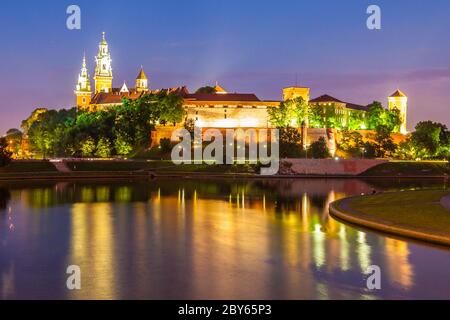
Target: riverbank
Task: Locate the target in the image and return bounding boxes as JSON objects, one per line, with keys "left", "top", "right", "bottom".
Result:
{"left": 0, "top": 159, "right": 448, "bottom": 180}
{"left": 330, "top": 190, "right": 450, "bottom": 246}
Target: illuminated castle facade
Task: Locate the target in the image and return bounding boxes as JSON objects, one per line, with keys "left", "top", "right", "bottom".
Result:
{"left": 75, "top": 33, "right": 408, "bottom": 133}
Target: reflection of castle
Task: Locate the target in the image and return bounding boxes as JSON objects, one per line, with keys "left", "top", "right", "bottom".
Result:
{"left": 74, "top": 33, "right": 408, "bottom": 133}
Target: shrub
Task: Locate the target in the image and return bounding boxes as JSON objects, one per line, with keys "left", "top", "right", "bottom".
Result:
{"left": 310, "top": 137, "right": 330, "bottom": 159}
{"left": 159, "top": 138, "right": 172, "bottom": 153}
{"left": 0, "top": 137, "right": 12, "bottom": 167}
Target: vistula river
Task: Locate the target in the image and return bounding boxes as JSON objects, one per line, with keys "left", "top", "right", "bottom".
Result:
{"left": 0, "top": 178, "right": 449, "bottom": 299}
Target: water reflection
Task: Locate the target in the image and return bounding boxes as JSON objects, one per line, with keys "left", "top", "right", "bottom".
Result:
{"left": 0, "top": 178, "right": 449, "bottom": 299}
{"left": 0, "top": 188, "right": 10, "bottom": 210}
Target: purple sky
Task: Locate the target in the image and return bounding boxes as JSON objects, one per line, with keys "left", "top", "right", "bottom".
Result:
{"left": 0, "top": 0, "right": 449, "bottom": 134}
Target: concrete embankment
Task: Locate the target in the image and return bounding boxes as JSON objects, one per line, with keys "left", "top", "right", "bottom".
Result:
{"left": 330, "top": 192, "right": 450, "bottom": 247}
{"left": 282, "top": 159, "right": 387, "bottom": 175}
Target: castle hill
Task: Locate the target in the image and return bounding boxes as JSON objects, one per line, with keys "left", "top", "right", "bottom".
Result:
{"left": 0, "top": 0, "right": 449, "bottom": 305}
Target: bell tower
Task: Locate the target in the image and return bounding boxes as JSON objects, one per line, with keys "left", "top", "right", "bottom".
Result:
{"left": 135, "top": 67, "right": 148, "bottom": 92}
{"left": 74, "top": 54, "right": 92, "bottom": 109}
{"left": 283, "top": 86, "right": 310, "bottom": 102}
{"left": 388, "top": 89, "right": 408, "bottom": 134}
{"left": 94, "top": 32, "right": 113, "bottom": 93}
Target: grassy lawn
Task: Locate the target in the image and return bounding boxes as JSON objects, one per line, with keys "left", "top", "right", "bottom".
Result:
{"left": 361, "top": 161, "right": 450, "bottom": 176}
{"left": 0, "top": 161, "right": 57, "bottom": 173}
{"left": 341, "top": 189, "right": 450, "bottom": 234}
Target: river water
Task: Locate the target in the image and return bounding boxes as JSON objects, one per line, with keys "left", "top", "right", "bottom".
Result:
{"left": 0, "top": 178, "right": 449, "bottom": 299}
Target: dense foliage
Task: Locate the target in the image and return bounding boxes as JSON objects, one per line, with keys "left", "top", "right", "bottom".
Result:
{"left": 268, "top": 97, "right": 309, "bottom": 128}
{"left": 279, "top": 127, "right": 302, "bottom": 158}
{"left": 310, "top": 137, "right": 330, "bottom": 159}
{"left": 195, "top": 86, "right": 217, "bottom": 94}
{"left": 269, "top": 99, "right": 401, "bottom": 132}
{"left": 397, "top": 121, "right": 450, "bottom": 160}
{"left": 0, "top": 137, "right": 12, "bottom": 167}
{"left": 22, "top": 92, "right": 184, "bottom": 158}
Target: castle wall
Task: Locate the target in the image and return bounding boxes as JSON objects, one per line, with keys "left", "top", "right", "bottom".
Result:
{"left": 185, "top": 105, "right": 271, "bottom": 128}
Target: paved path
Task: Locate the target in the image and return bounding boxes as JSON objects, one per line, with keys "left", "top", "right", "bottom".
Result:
{"left": 440, "top": 194, "right": 450, "bottom": 212}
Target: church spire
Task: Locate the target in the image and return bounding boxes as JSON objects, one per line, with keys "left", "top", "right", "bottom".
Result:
{"left": 94, "top": 32, "right": 113, "bottom": 93}
{"left": 75, "top": 54, "right": 92, "bottom": 109}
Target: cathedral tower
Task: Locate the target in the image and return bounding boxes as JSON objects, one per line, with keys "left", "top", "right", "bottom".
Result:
{"left": 135, "top": 67, "right": 148, "bottom": 92}
{"left": 94, "top": 32, "right": 113, "bottom": 93}
{"left": 388, "top": 89, "right": 408, "bottom": 134}
{"left": 74, "top": 54, "right": 92, "bottom": 109}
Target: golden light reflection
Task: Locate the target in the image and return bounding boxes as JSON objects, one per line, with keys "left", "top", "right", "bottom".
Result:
{"left": 313, "top": 224, "right": 326, "bottom": 268}
{"left": 385, "top": 238, "right": 414, "bottom": 289}
{"left": 69, "top": 202, "right": 117, "bottom": 299}
{"left": 357, "top": 232, "right": 372, "bottom": 272}
{"left": 339, "top": 225, "right": 350, "bottom": 271}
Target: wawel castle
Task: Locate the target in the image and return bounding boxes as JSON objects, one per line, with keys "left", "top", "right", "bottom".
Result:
{"left": 75, "top": 33, "right": 408, "bottom": 134}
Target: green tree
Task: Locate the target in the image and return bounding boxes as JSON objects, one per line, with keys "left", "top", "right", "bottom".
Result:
{"left": 80, "top": 136, "right": 96, "bottom": 157}
{"left": 374, "top": 125, "right": 397, "bottom": 158}
{"left": 268, "top": 97, "right": 309, "bottom": 128}
{"left": 347, "top": 111, "right": 366, "bottom": 130}
{"left": 310, "top": 137, "right": 330, "bottom": 159}
{"left": 195, "top": 86, "right": 216, "bottom": 94}
{"left": 366, "top": 102, "right": 384, "bottom": 130}
{"left": 411, "top": 121, "right": 448, "bottom": 158}
{"left": 268, "top": 102, "right": 292, "bottom": 128}
{"left": 340, "top": 130, "right": 364, "bottom": 155}
{"left": 366, "top": 101, "right": 402, "bottom": 132}
{"left": 5, "top": 128, "right": 23, "bottom": 158}
{"left": 115, "top": 131, "right": 133, "bottom": 156}
{"left": 396, "top": 139, "right": 417, "bottom": 160}
{"left": 279, "top": 127, "right": 302, "bottom": 158}
{"left": 95, "top": 137, "right": 112, "bottom": 158}
{"left": 0, "top": 137, "right": 12, "bottom": 167}
{"left": 159, "top": 138, "right": 172, "bottom": 153}
{"left": 363, "top": 141, "right": 377, "bottom": 159}
{"left": 308, "top": 105, "right": 326, "bottom": 128}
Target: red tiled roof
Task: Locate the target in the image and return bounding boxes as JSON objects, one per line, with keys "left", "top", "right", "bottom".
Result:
{"left": 309, "top": 94, "right": 343, "bottom": 103}
{"left": 184, "top": 93, "right": 261, "bottom": 102}
{"left": 390, "top": 89, "right": 406, "bottom": 98}
{"left": 346, "top": 103, "right": 369, "bottom": 112}
{"left": 91, "top": 86, "right": 190, "bottom": 105}
{"left": 310, "top": 94, "right": 369, "bottom": 111}
{"left": 91, "top": 90, "right": 143, "bottom": 105}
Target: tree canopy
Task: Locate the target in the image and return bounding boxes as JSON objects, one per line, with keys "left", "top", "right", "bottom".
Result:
{"left": 21, "top": 92, "right": 184, "bottom": 158}
{"left": 0, "top": 137, "right": 12, "bottom": 167}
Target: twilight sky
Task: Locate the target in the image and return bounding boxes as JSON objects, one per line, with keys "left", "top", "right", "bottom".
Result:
{"left": 0, "top": 0, "right": 449, "bottom": 134}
